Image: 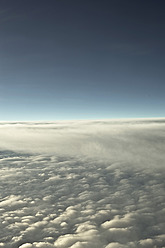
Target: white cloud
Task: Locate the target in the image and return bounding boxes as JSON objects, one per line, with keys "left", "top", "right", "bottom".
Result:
{"left": 0, "top": 119, "right": 165, "bottom": 247}
{"left": 19, "top": 244, "right": 33, "bottom": 248}
{"left": 105, "top": 243, "right": 128, "bottom": 248}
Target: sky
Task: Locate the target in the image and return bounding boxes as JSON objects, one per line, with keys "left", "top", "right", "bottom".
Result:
{"left": 0, "top": 0, "right": 165, "bottom": 120}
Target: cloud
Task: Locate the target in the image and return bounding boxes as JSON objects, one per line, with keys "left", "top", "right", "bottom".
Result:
{"left": 0, "top": 119, "right": 165, "bottom": 168}
{"left": 0, "top": 119, "right": 165, "bottom": 247}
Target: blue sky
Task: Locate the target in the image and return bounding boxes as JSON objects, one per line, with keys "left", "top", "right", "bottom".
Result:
{"left": 0, "top": 0, "right": 165, "bottom": 120}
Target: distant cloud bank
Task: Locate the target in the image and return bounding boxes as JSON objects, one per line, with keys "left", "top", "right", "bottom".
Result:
{"left": 0, "top": 119, "right": 165, "bottom": 247}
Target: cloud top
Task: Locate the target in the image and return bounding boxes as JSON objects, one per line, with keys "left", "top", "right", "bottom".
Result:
{"left": 0, "top": 119, "right": 165, "bottom": 247}
{"left": 0, "top": 118, "right": 165, "bottom": 167}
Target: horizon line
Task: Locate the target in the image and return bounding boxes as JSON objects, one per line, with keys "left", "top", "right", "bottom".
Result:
{"left": 0, "top": 116, "right": 165, "bottom": 123}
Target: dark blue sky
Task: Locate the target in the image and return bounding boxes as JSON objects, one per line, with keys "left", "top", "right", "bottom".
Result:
{"left": 0, "top": 0, "right": 165, "bottom": 120}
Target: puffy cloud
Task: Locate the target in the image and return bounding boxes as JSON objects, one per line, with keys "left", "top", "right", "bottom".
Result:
{"left": 105, "top": 243, "right": 128, "bottom": 248}
{"left": 0, "top": 119, "right": 165, "bottom": 247}
{"left": 19, "top": 244, "right": 33, "bottom": 248}
{"left": 139, "top": 238, "right": 155, "bottom": 247}
{"left": 101, "top": 214, "right": 135, "bottom": 229}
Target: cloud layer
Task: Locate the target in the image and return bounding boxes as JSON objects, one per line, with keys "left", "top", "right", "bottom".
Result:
{"left": 0, "top": 119, "right": 165, "bottom": 247}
